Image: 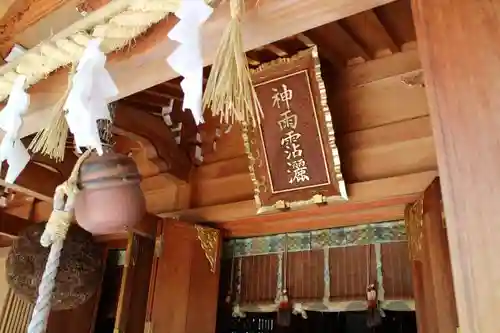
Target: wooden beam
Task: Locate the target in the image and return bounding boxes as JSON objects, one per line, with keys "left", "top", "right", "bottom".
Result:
{"left": 0, "top": 160, "right": 63, "bottom": 202}
{"left": 0, "top": 0, "right": 75, "bottom": 56}
{"left": 0, "top": 210, "right": 32, "bottom": 237}
{"left": 161, "top": 170, "right": 436, "bottom": 221}
{"left": 17, "top": 0, "right": 398, "bottom": 138}
{"left": 0, "top": 0, "right": 17, "bottom": 19}
{"left": 114, "top": 103, "right": 192, "bottom": 183}
{"left": 221, "top": 199, "right": 408, "bottom": 238}
{"left": 412, "top": 0, "right": 500, "bottom": 332}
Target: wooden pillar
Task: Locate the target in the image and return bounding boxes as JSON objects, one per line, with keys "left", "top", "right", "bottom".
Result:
{"left": 406, "top": 179, "right": 458, "bottom": 333}
{"left": 411, "top": 1, "right": 500, "bottom": 332}
{"left": 421, "top": 180, "right": 458, "bottom": 333}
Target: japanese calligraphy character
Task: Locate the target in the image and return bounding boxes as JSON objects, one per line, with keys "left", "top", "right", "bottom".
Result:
{"left": 272, "top": 84, "right": 293, "bottom": 110}
{"left": 281, "top": 131, "right": 301, "bottom": 147}
{"left": 277, "top": 110, "right": 298, "bottom": 131}
{"left": 281, "top": 131, "right": 303, "bottom": 159}
{"left": 288, "top": 158, "right": 310, "bottom": 184}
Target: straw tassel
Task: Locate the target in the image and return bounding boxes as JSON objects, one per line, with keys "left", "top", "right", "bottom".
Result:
{"left": 28, "top": 66, "right": 75, "bottom": 162}
{"left": 203, "top": 0, "right": 263, "bottom": 127}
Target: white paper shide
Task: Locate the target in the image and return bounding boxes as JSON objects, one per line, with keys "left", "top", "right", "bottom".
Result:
{"left": 167, "top": 0, "right": 213, "bottom": 125}
{"left": 64, "top": 38, "right": 118, "bottom": 155}
{"left": 0, "top": 75, "right": 31, "bottom": 184}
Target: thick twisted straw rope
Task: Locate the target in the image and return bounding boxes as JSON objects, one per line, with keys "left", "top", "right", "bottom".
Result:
{"left": 27, "top": 149, "right": 91, "bottom": 333}
{"left": 0, "top": 0, "right": 184, "bottom": 102}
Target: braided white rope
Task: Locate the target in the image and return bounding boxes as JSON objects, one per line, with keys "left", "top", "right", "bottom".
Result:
{"left": 27, "top": 240, "right": 64, "bottom": 333}
{"left": 27, "top": 150, "right": 90, "bottom": 333}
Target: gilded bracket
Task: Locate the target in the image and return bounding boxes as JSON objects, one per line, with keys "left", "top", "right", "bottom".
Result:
{"left": 195, "top": 225, "right": 219, "bottom": 273}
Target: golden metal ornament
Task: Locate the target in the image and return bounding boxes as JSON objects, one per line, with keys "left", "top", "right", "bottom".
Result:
{"left": 405, "top": 197, "right": 424, "bottom": 260}
{"left": 195, "top": 225, "right": 219, "bottom": 273}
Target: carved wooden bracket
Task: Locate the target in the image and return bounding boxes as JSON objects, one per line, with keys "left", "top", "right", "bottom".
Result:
{"left": 114, "top": 103, "right": 192, "bottom": 183}
{"left": 194, "top": 225, "right": 219, "bottom": 274}
{"left": 405, "top": 196, "right": 424, "bottom": 260}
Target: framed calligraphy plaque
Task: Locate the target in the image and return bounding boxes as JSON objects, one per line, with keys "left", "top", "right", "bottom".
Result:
{"left": 244, "top": 46, "right": 347, "bottom": 214}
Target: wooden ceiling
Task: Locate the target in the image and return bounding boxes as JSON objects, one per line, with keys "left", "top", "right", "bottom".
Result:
{"left": 123, "top": 0, "right": 416, "bottom": 114}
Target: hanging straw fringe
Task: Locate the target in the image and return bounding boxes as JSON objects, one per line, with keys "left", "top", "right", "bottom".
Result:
{"left": 203, "top": 0, "right": 263, "bottom": 127}
{"left": 28, "top": 66, "right": 76, "bottom": 162}
{"left": 27, "top": 149, "right": 91, "bottom": 333}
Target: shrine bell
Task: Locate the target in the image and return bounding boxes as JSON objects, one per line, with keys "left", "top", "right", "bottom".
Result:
{"left": 74, "top": 148, "right": 146, "bottom": 235}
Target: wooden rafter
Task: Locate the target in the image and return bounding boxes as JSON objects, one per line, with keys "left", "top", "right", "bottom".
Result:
{"left": 13, "top": 0, "right": 398, "bottom": 139}
{"left": 340, "top": 10, "right": 399, "bottom": 58}
{"left": 0, "top": 0, "right": 110, "bottom": 57}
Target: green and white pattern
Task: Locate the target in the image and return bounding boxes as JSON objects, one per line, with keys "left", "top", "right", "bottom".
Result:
{"left": 224, "top": 220, "right": 406, "bottom": 258}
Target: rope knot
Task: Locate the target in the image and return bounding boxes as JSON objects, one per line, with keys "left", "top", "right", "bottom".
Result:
{"left": 41, "top": 210, "right": 72, "bottom": 247}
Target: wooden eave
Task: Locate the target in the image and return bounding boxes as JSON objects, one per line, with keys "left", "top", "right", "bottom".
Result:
{"left": 0, "top": 0, "right": 437, "bottom": 241}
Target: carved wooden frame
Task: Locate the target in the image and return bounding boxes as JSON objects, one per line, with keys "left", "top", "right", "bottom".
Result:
{"left": 244, "top": 46, "right": 347, "bottom": 214}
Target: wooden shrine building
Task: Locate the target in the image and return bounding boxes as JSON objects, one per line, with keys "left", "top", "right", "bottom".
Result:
{"left": 0, "top": 0, "right": 498, "bottom": 333}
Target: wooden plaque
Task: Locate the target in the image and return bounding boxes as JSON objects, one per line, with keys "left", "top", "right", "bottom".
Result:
{"left": 245, "top": 46, "right": 347, "bottom": 214}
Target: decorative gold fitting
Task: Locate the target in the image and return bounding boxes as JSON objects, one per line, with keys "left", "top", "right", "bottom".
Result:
{"left": 401, "top": 71, "right": 425, "bottom": 87}
{"left": 273, "top": 200, "right": 290, "bottom": 211}
{"left": 312, "top": 193, "right": 327, "bottom": 205}
{"left": 195, "top": 225, "right": 219, "bottom": 273}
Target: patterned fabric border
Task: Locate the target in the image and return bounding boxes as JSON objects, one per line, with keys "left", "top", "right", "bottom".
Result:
{"left": 223, "top": 220, "right": 406, "bottom": 258}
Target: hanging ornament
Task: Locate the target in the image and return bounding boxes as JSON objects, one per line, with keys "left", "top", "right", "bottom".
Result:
{"left": 167, "top": 0, "right": 213, "bottom": 125}
{"left": 366, "top": 245, "right": 383, "bottom": 328}
{"left": 292, "top": 303, "right": 308, "bottom": 319}
{"left": 0, "top": 75, "right": 30, "bottom": 184}
{"left": 6, "top": 222, "right": 104, "bottom": 310}
{"left": 60, "top": 38, "right": 145, "bottom": 235}
{"left": 64, "top": 38, "right": 118, "bottom": 155}
{"left": 203, "top": 0, "right": 263, "bottom": 127}
{"left": 232, "top": 256, "right": 246, "bottom": 318}
{"left": 74, "top": 116, "right": 145, "bottom": 235}
{"left": 277, "top": 234, "right": 292, "bottom": 327}
{"left": 74, "top": 147, "right": 145, "bottom": 235}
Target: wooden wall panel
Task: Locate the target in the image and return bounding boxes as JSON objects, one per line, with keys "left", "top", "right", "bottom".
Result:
{"left": 185, "top": 231, "right": 222, "bottom": 333}
{"left": 221, "top": 244, "right": 414, "bottom": 305}
{"left": 151, "top": 221, "right": 221, "bottom": 333}
{"left": 329, "top": 245, "right": 376, "bottom": 301}
{"left": 381, "top": 242, "right": 413, "bottom": 299}
{"left": 286, "top": 250, "right": 324, "bottom": 301}
{"left": 240, "top": 255, "right": 278, "bottom": 304}
{"left": 46, "top": 292, "right": 101, "bottom": 333}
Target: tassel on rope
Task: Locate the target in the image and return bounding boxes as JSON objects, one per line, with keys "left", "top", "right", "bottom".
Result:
{"left": 28, "top": 65, "right": 76, "bottom": 162}
{"left": 27, "top": 149, "right": 91, "bottom": 333}
{"left": 203, "top": 0, "right": 263, "bottom": 127}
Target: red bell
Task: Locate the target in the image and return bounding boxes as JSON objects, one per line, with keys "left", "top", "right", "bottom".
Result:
{"left": 74, "top": 148, "right": 146, "bottom": 235}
